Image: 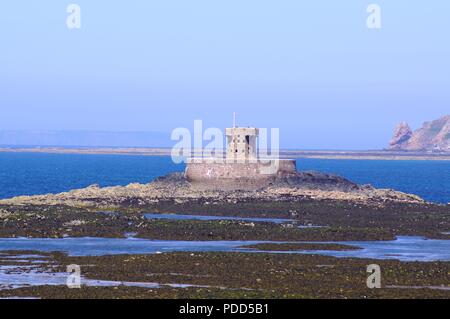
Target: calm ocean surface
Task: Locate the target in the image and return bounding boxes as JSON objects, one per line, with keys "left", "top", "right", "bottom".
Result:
{"left": 0, "top": 153, "right": 448, "bottom": 203}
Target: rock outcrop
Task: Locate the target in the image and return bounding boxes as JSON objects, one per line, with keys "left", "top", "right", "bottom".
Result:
{"left": 0, "top": 171, "right": 424, "bottom": 208}
{"left": 389, "top": 115, "right": 450, "bottom": 152}
{"left": 389, "top": 122, "right": 413, "bottom": 149}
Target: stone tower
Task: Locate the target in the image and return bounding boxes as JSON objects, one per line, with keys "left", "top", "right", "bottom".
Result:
{"left": 225, "top": 127, "right": 259, "bottom": 160}
{"left": 184, "top": 113, "right": 297, "bottom": 190}
{"left": 225, "top": 112, "right": 258, "bottom": 161}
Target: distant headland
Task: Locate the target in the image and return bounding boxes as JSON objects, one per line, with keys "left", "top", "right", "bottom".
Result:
{"left": 389, "top": 115, "right": 450, "bottom": 152}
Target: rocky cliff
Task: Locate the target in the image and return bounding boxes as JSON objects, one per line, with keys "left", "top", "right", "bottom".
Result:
{"left": 389, "top": 115, "right": 450, "bottom": 152}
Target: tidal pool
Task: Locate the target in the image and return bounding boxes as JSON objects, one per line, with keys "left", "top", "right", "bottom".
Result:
{"left": 0, "top": 236, "right": 449, "bottom": 262}
{"left": 310, "top": 236, "right": 450, "bottom": 262}
{"left": 144, "top": 213, "right": 294, "bottom": 224}
{"left": 0, "top": 256, "right": 213, "bottom": 291}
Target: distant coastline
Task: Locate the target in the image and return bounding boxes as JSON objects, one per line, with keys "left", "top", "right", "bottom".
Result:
{"left": 0, "top": 146, "right": 449, "bottom": 161}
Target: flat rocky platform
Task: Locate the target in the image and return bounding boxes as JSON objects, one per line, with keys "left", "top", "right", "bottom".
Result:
{"left": 0, "top": 171, "right": 448, "bottom": 241}
{"left": 0, "top": 171, "right": 426, "bottom": 209}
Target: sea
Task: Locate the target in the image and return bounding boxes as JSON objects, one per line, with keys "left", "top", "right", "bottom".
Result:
{"left": 0, "top": 152, "right": 448, "bottom": 204}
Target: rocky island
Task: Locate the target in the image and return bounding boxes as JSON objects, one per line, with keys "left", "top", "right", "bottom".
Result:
{"left": 0, "top": 171, "right": 424, "bottom": 209}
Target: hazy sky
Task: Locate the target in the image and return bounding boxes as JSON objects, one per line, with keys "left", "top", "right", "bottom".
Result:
{"left": 1, "top": 1, "right": 449, "bottom": 149}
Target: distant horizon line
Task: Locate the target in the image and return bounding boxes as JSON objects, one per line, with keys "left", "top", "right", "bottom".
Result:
{"left": 0, "top": 144, "right": 381, "bottom": 152}
{"left": 0, "top": 144, "right": 448, "bottom": 153}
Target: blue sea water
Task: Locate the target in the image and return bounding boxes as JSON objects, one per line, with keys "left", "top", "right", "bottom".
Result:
{"left": 0, "top": 153, "right": 448, "bottom": 203}
{"left": 144, "top": 213, "right": 294, "bottom": 224}
{"left": 298, "top": 158, "right": 450, "bottom": 204}
{"left": 0, "top": 153, "right": 183, "bottom": 199}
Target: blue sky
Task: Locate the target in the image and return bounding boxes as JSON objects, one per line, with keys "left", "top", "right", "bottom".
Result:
{"left": 1, "top": 1, "right": 449, "bottom": 149}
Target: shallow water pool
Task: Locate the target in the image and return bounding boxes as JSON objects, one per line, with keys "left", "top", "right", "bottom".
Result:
{"left": 0, "top": 236, "right": 449, "bottom": 262}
